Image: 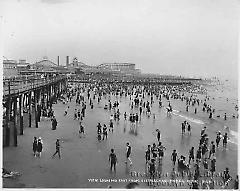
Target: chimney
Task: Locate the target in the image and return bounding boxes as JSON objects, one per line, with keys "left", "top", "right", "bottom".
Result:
{"left": 57, "top": 56, "right": 60, "bottom": 66}
{"left": 66, "top": 56, "right": 69, "bottom": 67}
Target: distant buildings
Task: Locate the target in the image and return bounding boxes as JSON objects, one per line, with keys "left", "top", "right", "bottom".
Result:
{"left": 98, "top": 63, "right": 135, "bottom": 71}
{"left": 27, "top": 56, "right": 68, "bottom": 75}
{"left": 68, "top": 57, "right": 91, "bottom": 69}
{"left": 97, "top": 63, "right": 141, "bottom": 75}
{"left": 67, "top": 57, "right": 141, "bottom": 75}
{"left": 33, "top": 56, "right": 57, "bottom": 70}
{"left": 3, "top": 60, "right": 18, "bottom": 78}
{"left": 17, "top": 59, "right": 30, "bottom": 73}
{"left": 3, "top": 56, "right": 141, "bottom": 78}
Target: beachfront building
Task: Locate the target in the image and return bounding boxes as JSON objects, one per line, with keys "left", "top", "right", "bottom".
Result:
{"left": 68, "top": 57, "right": 95, "bottom": 74}
{"left": 20, "top": 57, "right": 68, "bottom": 75}
{"left": 33, "top": 56, "right": 58, "bottom": 70}
{"left": 3, "top": 60, "right": 18, "bottom": 79}
{"left": 97, "top": 63, "right": 141, "bottom": 75}
{"left": 69, "top": 57, "right": 88, "bottom": 68}
{"left": 98, "top": 63, "right": 135, "bottom": 71}
{"left": 16, "top": 59, "right": 31, "bottom": 74}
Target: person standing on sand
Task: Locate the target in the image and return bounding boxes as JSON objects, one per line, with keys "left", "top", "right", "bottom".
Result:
{"left": 79, "top": 122, "right": 85, "bottom": 138}
{"left": 224, "top": 113, "right": 227, "bottom": 120}
{"left": 157, "top": 142, "right": 166, "bottom": 160}
{"left": 74, "top": 109, "right": 77, "bottom": 120}
{"left": 145, "top": 145, "right": 151, "bottom": 164}
{"left": 124, "top": 112, "right": 127, "bottom": 120}
{"left": 148, "top": 158, "right": 156, "bottom": 185}
{"left": 187, "top": 123, "right": 191, "bottom": 135}
{"left": 102, "top": 124, "right": 108, "bottom": 140}
{"left": 181, "top": 122, "right": 185, "bottom": 134}
{"left": 37, "top": 137, "right": 43, "bottom": 157}
{"left": 52, "top": 139, "right": 61, "bottom": 159}
{"left": 208, "top": 141, "right": 216, "bottom": 159}
{"left": 209, "top": 111, "right": 213, "bottom": 119}
{"left": 51, "top": 116, "right": 57, "bottom": 130}
{"left": 188, "top": 147, "right": 194, "bottom": 164}
{"left": 33, "top": 137, "right": 38, "bottom": 157}
{"left": 109, "top": 149, "right": 117, "bottom": 173}
{"left": 210, "top": 157, "right": 216, "bottom": 177}
{"left": 109, "top": 120, "right": 114, "bottom": 132}
{"left": 216, "top": 132, "right": 221, "bottom": 147}
{"left": 125, "top": 142, "right": 133, "bottom": 166}
{"left": 171, "top": 149, "right": 177, "bottom": 166}
{"left": 156, "top": 129, "right": 161, "bottom": 142}
{"left": 223, "top": 133, "right": 228, "bottom": 148}
{"left": 201, "top": 126, "right": 207, "bottom": 136}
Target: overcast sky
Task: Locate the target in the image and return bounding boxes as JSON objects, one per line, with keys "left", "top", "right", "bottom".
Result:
{"left": 1, "top": 0, "right": 239, "bottom": 80}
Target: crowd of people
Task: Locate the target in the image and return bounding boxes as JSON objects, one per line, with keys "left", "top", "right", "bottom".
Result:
{"left": 27, "top": 75, "right": 238, "bottom": 189}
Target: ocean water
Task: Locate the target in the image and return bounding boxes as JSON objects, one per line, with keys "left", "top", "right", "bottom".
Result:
{"left": 171, "top": 78, "right": 238, "bottom": 145}
{"left": 206, "top": 79, "right": 238, "bottom": 144}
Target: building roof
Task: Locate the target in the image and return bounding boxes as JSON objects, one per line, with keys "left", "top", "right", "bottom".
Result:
{"left": 34, "top": 58, "right": 57, "bottom": 68}
{"left": 69, "top": 61, "right": 93, "bottom": 68}
{"left": 99, "top": 63, "right": 135, "bottom": 67}
{"left": 3, "top": 60, "right": 17, "bottom": 64}
{"left": 17, "top": 62, "right": 30, "bottom": 67}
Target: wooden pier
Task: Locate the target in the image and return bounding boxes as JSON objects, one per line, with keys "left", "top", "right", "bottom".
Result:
{"left": 2, "top": 75, "right": 68, "bottom": 147}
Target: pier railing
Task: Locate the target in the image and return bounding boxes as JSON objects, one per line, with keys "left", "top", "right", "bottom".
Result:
{"left": 3, "top": 75, "right": 67, "bottom": 97}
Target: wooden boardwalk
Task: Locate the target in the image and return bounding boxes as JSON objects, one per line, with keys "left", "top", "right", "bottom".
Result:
{"left": 2, "top": 76, "right": 67, "bottom": 98}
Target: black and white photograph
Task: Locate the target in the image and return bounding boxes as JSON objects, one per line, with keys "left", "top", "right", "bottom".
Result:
{"left": 1, "top": 0, "right": 239, "bottom": 189}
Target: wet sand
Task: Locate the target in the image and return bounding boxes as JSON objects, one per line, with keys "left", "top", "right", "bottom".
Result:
{"left": 3, "top": 82, "right": 238, "bottom": 189}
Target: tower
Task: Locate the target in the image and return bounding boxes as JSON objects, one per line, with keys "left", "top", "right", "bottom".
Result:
{"left": 57, "top": 56, "right": 60, "bottom": 66}
{"left": 66, "top": 56, "right": 69, "bottom": 67}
